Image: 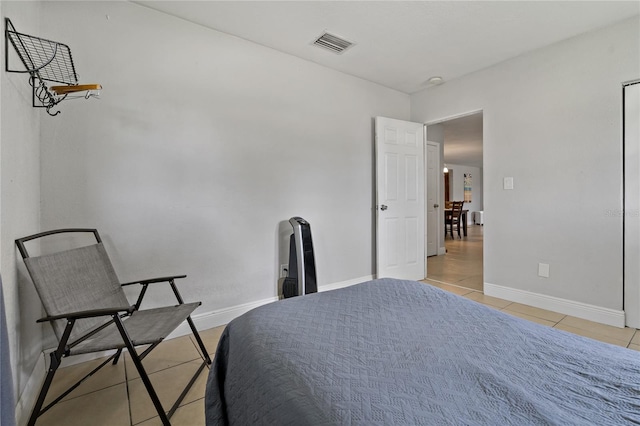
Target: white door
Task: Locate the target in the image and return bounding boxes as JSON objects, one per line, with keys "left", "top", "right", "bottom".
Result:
{"left": 624, "top": 81, "right": 640, "bottom": 328}
{"left": 375, "top": 117, "right": 425, "bottom": 280}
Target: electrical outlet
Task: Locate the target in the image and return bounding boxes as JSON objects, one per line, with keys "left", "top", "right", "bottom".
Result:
{"left": 280, "top": 264, "right": 288, "bottom": 278}
{"left": 504, "top": 177, "right": 514, "bottom": 190}
{"left": 538, "top": 263, "right": 550, "bottom": 278}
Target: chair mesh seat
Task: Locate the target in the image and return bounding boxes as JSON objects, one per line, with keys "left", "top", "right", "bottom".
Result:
{"left": 70, "top": 302, "right": 200, "bottom": 355}
{"left": 24, "top": 243, "right": 130, "bottom": 341}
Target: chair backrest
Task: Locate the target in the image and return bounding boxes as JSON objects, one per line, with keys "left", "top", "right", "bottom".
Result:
{"left": 451, "top": 201, "right": 464, "bottom": 219}
{"left": 17, "top": 230, "right": 129, "bottom": 342}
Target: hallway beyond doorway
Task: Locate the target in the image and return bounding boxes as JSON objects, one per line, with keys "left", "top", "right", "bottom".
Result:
{"left": 426, "top": 224, "right": 483, "bottom": 291}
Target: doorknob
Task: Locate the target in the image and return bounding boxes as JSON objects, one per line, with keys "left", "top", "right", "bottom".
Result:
{"left": 434, "top": 204, "right": 439, "bottom": 208}
{"left": 380, "top": 205, "right": 388, "bottom": 211}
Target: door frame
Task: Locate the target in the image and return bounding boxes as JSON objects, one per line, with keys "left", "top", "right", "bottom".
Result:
{"left": 425, "top": 138, "right": 441, "bottom": 261}
{"left": 423, "top": 108, "right": 484, "bottom": 271}
{"left": 623, "top": 79, "right": 640, "bottom": 328}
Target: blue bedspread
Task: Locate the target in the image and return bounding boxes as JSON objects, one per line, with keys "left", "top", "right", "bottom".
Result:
{"left": 205, "top": 278, "right": 640, "bottom": 425}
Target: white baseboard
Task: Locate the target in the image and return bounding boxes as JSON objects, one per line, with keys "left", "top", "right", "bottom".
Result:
{"left": 168, "top": 295, "right": 279, "bottom": 340}
{"left": 317, "top": 275, "right": 375, "bottom": 293}
{"left": 168, "top": 274, "right": 374, "bottom": 339}
{"left": 484, "top": 282, "right": 625, "bottom": 328}
{"left": 437, "top": 247, "right": 447, "bottom": 255}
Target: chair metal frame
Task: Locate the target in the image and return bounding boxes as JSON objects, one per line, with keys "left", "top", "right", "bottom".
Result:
{"left": 16, "top": 228, "right": 212, "bottom": 426}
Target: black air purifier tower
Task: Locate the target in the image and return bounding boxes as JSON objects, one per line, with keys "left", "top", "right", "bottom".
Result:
{"left": 283, "top": 217, "right": 317, "bottom": 298}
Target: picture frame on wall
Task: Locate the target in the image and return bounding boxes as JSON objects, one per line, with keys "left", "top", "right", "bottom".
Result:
{"left": 464, "top": 173, "right": 472, "bottom": 202}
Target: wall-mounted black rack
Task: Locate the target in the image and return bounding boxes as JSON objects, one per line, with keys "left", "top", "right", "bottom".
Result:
{"left": 4, "top": 18, "right": 101, "bottom": 116}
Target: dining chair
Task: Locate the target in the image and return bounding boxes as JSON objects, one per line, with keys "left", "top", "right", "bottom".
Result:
{"left": 446, "top": 201, "right": 464, "bottom": 238}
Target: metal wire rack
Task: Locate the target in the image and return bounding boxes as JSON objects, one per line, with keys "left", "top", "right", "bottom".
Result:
{"left": 5, "top": 18, "right": 99, "bottom": 116}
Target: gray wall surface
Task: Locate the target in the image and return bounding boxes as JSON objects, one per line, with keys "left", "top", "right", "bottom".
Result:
{"left": 2, "top": 1, "right": 410, "bottom": 416}
{"left": 412, "top": 17, "right": 640, "bottom": 310}
{"left": 1, "top": 1, "right": 44, "bottom": 413}
{"left": 37, "top": 3, "right": 409, "bottom": 325}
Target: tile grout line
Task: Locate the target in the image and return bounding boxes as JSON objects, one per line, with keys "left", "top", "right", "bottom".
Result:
{"left": 421, "top": 277, "right": 475, "bottom": 292}
{"left": 127, "top": 357, "right": 203, "bottom": 382}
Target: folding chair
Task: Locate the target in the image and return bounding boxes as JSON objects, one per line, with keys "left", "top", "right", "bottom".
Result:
{"left": 15, "top": 228, "right": 212, "bottom": 426}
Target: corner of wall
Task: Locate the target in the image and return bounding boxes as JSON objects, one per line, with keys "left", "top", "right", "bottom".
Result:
{"left": 1, "top": 2, "right": 45, "bottom": 424}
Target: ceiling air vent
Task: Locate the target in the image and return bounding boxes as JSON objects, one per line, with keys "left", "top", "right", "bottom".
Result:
{"left": 312, "top": 31, "right": 354, "bottom": 54}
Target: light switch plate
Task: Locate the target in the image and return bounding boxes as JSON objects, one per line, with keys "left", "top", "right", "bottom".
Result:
{"left": 538, "top": 263, "right": 550, "bottom": 278}
{"left": 504, "top": 177, "right": 514, "bottom": 190}
{"left": 280, "top": 264, "right": 288, "bottom": 278}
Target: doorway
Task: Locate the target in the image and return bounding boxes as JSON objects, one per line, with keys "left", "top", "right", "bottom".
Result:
{"left": 425, "top": 111, "right": 484, "bottom": 291}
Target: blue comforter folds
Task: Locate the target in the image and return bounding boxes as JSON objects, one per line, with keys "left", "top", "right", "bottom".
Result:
{"left": 205, "top": 278, "right": 640, "bottom": 425}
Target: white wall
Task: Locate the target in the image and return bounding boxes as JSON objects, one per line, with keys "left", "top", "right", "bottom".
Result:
{"left": 36, "top": 1, "right": 409, "bottom": 310}
{"left": 411, "top": 17, "right": 640, "bottom": 312}
{"left": 447, "top": 164, "right": 483, "bottom": 225}
{"left": 1, "top": 1, "right": 44, "bottom": 415}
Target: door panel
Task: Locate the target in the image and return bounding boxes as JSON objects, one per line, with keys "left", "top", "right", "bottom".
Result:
{"left": 406, "top": 155, "right": 418, "bottom": 201}
{"left": 385, "top": 154, "right": 399, "bottom": 201}
{"left": 375, "top": 117, "right": 425, "bottom": 280}
{"left": 405, "top": 217, "right": 418, "bottom": 264}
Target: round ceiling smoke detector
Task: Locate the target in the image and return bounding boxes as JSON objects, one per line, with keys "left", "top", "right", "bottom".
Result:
{"left": 427, "top": 76, "right": 444, "bottom": 85}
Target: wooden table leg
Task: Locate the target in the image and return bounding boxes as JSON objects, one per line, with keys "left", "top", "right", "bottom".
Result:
{"left": 462, "top": 211, "right": 467, "bottom": 237}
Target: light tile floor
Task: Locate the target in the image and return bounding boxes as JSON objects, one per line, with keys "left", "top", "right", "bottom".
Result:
{"left": 36, "top": 327, "right": 224, "bottom": 426}
{"left": 424, "top": 279, "right": 640, "bottom": 351}
{"left": 427, "top": 224, "right": 484, "bottom": 291}
{"left": 33, "top": 282, "right": 639, "bottom": 426}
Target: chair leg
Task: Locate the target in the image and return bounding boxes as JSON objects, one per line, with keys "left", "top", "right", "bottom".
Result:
{"left": 27, "top": 351, "right": 61, "bottom": 426}
{"left": 167, "top": 360, "right": 208, "bottom": 419}
{"left": 112, "top": 348, "right": 123, "bottom": 365}
{"left": 166, "top": 283, "right": 211, "bottom": 365}
{"left": 28, "top": 319, "right": 77, "bottom": 426}
{"left": 113, "top": 317, "right": 171, "bottom": 426}
{"left": 159, "top": 316, "right": 210, "bottom": 419}
{"left": 186, "top": 316, "right": 212, "bottom": 364}
{"left": 129, "top": 349, "right": 170, "bottom": 425}
{"left": 39, "top": 353, "right": 118, "bottom": 418}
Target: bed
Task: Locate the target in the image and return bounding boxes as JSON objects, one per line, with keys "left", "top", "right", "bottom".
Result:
{"left": 205, "top": 278, "right": 640, "bottom": 425}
